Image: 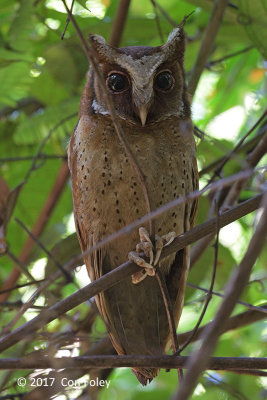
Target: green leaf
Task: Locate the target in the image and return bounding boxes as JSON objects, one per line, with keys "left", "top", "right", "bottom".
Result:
{"left": 30, "top": 70, "right": 71, "bottom": 106}
{"left": 14, "top": 98, "right": 79, "bottom": 144}
{"left": 7, "top": 0, "right": 36, "bottom": 52}
{"left": 239, "top": 0, "right": 267, "bottom": 58}
{"left": 0, "top": 61, "right": 32, "bottom": 107}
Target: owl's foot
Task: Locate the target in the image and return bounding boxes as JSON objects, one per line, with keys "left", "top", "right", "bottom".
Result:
{"left": 128, "top": 227, "right": 175, "bottom": 284}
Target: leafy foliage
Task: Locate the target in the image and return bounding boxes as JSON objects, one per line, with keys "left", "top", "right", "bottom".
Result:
{"left": 0, "top": 0, "right": 266, "bottom": 399}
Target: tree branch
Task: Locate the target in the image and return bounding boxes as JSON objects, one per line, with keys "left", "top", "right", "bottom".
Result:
{"left": 0, "top": 192, "right": 263, "bottom": 354}
{"left": 173, "top": 193, "right": 267, "bottom": 400}
{"left": 188, "top": 0, "right": 229, "bottom": 96}
{"left": 109, "top": 0, "right": 131, "bottom": 47}
{"left": 0, "top": 355, "right": 266, "bottom": 372}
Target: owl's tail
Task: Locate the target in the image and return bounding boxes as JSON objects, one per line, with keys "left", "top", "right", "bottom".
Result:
{"left": 132, "top": 367, "right": 160, "bottom": 386}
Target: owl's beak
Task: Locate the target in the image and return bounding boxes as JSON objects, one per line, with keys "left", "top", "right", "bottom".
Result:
{"left": 138, "top": 105, "right": 148, "bottom": 127}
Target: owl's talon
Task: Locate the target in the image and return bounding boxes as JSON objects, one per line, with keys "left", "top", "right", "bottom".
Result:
{"left": 128, "top": 251, "right": 154, "bottom": 270}
{"left": 129, "top": 228, "right": 176, "bottom": 284}
{"left": 129, "top": 250, "right": 153, "bottom": 284}
{"left": 131, "top": 269, "right": 148, "bottom": 284}
{"left": 154, "top": 235, "right": 163, "bottom": 266}
{"left": 162, "top": 231, "right": 176, "bottom": 246}
{"left": 136, "top": 241, "right": 153, "bottom": 264}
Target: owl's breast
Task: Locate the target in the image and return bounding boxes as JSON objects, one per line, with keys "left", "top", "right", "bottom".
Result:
{"left": 70, "top": 115, "right": 195, "bottom": 269}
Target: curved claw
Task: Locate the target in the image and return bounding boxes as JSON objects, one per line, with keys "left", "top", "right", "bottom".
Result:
{"left": 129, "top": 228, "right": 176, "bottom": 284}
{"left": 128, "top": 251, "right": 154, "bottom": 270}
{"left": 132, "top": 269, "right": 148, "bottom": 284}
{"left": 162, "top": 231, "right": 176, "bottom": 246}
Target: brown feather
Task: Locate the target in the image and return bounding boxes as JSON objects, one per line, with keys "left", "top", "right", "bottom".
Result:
{"left": 68, "top": 25, "right": 198, "bottom": 384}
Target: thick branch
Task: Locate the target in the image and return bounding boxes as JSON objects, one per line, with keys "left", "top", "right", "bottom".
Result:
{"left": 109, "top": 0, "right": 131, "bottom": 47}
{"left": 188, "top": 0, "right": 229, "bottom": 96}
{"left": 0, "top": 355, "right": 266, "bottom": 372}
{"left": 0, "top": 193, "right": 263, "bottom": 354}
{"left": 174, "top": 193, "right": 267, "bottom": 400}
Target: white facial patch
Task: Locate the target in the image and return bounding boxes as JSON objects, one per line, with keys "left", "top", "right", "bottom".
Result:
{"left": 92, "top": 99, "right": 109, "bottom": 115}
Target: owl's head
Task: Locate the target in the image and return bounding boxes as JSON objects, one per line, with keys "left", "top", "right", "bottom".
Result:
{"left": 88, "top": 24, "right": 190, "bottom": 127}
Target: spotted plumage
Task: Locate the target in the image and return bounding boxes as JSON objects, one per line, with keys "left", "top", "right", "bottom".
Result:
{"left": 68, "top": 23, "right": 198, "bottom": 385}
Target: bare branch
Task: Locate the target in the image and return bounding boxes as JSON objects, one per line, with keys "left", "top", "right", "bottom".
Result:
{"left": 15, "top": 218, "right": 71, "bottom": 282}
{"left": 188, "top": 0, "right": 229, "bottom": 96}
{"left": 176, "top": 207, "right": 220, "bottom": 354}
{"left": 0, "top": 355, "right": 266, "bottom": 372}
{"left": 173, "top": 193, "right": 267, "bottom": 400}
{"left": 0, "top": 192, "right": 263, "bottom": 354}
{"left": 211, "top": 110, "right": 267, "bottom": 183}
{"left": 0, "top": 154, "right": 67, "bottom": 163}
{"left": 186, "top": 283, "right": 267, "bottom": 314}
{"left": 109, "top": 0, "right": 131, "bottom": 47}
{"left": 64, "top": 170, "right": 264, "bottom": 266}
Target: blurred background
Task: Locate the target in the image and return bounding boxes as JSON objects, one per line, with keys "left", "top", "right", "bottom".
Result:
{"left": 0, "top": 0, "right": 266, "bottom": 399}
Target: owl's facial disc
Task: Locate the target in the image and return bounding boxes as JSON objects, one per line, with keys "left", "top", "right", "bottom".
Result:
{"left": 90, "top": 27, "right": 188, "bottom": 126}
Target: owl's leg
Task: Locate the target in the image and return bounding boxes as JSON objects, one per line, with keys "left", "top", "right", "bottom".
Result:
{"left": 128, "top": 227, "right": 176, "bottom": 284}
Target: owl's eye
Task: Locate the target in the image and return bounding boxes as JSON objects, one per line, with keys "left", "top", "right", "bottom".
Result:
{"left": 107, "top": 73, "right": 129, "bottom": 93}
{"left": 155, "top": 71, "right": 173, "bottom": 91}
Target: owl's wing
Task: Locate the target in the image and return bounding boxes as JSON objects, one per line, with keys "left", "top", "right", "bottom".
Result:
{"left": 68, "top": 122, "right": 100, "bottom": 281}
{"left": 165, "top": 153, "right": 199, "bottom": 342}
{"left": 189, "top": 155, "right": 199, "bottom": 228}
{"left": 68, "top": 127, "right": 87, "bottom": 253}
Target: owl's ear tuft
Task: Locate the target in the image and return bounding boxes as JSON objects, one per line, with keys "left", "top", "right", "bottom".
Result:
{"left": 163, "top": 13, "right": 193, "bottom": 60}
{"left": 88, "top": 34, "right": 121, "bottom": 63}
{"left": 89, "top": 34, "right": 108, "bottom": 56}
{"left": 162, "top": 26, "right": 185, "bottom": 60}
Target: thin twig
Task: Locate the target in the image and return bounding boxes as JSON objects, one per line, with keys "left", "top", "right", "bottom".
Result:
{"left": 15, "top": 218, "right": 72, "bottom": 282}
{"left": 176, "top": 205, "right": 220, "bottom": 354}
{"left": 61, "top": 0, "right": 74, "bottom": 40}
{"left": 223, "top": 130, "right": 267, "bottom": 208}
{"left": 210, "top": 109, "right": 267, "bottom": 183}
{"left": 191, "top": 118, "right": 267, "bottom": 270}
{"left": 199, "top": 127, "right": 267, "bottom": 177}
{"left": 173, "top": 193, "right": 267, "bottom": 400}
{"left": 0, "top": 279, "right": 45, "bottom": 296}
{"left": 187, "top": 283, "right": 267, "bottom": 314}
{"left": 206, "top": 45, "right": 254, "bottom": 67}
{"left": 23, "top": 113, "right": 76, "bottom": 183}
{"left": 0, "top": 302, "right": 44, "bottom": 310}
{"left": 0, "top": 192, "right": 263, "bottom": 353}
{"left": 155, "top": 269, "right": 183, "bottom": 380}
{"left": 0, "top": 154, "right": 67, "bottom": 163}
{"left": 150, "top": 0, "right": 178, "bottom": 27}
{"left": 5, "top": 249, "right": 35, "bottom": 281}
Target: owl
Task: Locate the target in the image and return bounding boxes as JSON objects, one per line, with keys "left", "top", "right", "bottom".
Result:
{"left": 68, "top": 23, "right": 198, "bottom": 385}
